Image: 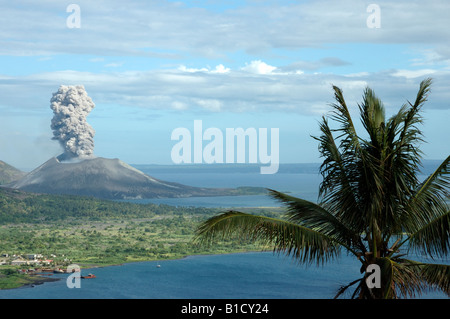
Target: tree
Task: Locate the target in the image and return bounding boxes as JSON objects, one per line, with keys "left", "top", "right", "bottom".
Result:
{"left": 195, "top": 78, "right": 450, "bottom": 299}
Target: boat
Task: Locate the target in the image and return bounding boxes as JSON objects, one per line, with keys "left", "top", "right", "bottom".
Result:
{"left": 53, "top": 268, "right": 65, "bottom": 273}
{"left": 81, "top": 273, "right": 96, "bottom": 279}
{"left": 40, "top": 268, "right": 53, "bottom": 272}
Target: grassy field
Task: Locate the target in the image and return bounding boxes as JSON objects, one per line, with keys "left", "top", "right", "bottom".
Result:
{"left": 0, "top": 268, "right": 58, "bottom": 289}
{"left": 0, "top": 214, "right": 264, "bottom": 267}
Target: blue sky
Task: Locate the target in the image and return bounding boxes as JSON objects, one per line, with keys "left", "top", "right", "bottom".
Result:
{"left": 0, "top": 0, "right": 449, "bottom": 170}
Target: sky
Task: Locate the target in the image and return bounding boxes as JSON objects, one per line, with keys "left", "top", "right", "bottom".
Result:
{"left": 0, "top": 0, "right": 449, "bottom": 171}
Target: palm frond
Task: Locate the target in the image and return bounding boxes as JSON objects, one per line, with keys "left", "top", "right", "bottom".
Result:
{"left": 374, "top": 257, "right": 427, "bottom": 299}
{"left": 314, "top": 116, "right": 365, "bottom": 233}
{"left": 195, "top": 211, "right": 341, "bottom": 266}
{"left": 419, "top": 262, "right": 450, "bottom": 296}
{"left": 334, "top": 278, "right": 362, "bottom": 299}
{"left": 268, "top": 189, "right": 364, "bottom": 255}
{"left": 394, "top": 259, "right": 450, "bottom": 297}
{"left": 414, "top": 155, "right": 450, "bottom": 206}
{"left": 329, "top": 85, "right": 361, "bottom": 148}
{"left": 393, "top": 78, "right": 431, "bottom": 177}
{"left": 400, "top": 78, "right": 431, "bottom": 146}
{"left": 406, "top": 210, "right": 450, "bottom": 258}
{"left": 358, "top": 87, "right": 386, "bottom": 149}
{"left": 403, "top": 155, "right": 450, "bottom": 232}
{"left": 377, "top": 79, "right": 434, "bottom": 240}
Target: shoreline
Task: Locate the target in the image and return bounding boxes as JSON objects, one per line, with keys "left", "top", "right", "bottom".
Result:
{"left": 0, "top": 273, "right": 60, "bottom": 291}
{"left": 22, "top": 275, "right": 60, "bottom": 288}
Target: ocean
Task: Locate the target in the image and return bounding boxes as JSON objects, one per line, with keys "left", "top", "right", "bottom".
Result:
{"left": 0, "top": 162, "right": 448, "bottom": 299}
{"left": 0, "top": 252, "right": 358, "bottom": 299}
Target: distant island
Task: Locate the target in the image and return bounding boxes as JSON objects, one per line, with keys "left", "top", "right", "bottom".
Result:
{"left": 4, "top": 156, "right": 267, "bottom": 200}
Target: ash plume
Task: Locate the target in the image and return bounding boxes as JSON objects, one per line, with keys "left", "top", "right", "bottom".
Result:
{"left": 50, "top": 85, "right": 96, "bottom": 161}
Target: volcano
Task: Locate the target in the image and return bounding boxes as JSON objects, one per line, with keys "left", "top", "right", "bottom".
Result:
{"left": 6, "top": 157, "right": 252, "bottom": 200}
{"left": 4, "top": 86, "right": 265, "bottom": 200}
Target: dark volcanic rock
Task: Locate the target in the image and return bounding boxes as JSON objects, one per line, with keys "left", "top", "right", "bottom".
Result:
{"left": 6, "top": 157, "right": 238, "bottom": 200}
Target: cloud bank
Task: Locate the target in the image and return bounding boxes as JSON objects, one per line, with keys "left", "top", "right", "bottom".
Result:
{"left": 2, "top": 64, "right": 449, "bottom": 119}
{"left": 1, "top": 0, "right": 450, "bottom": 61}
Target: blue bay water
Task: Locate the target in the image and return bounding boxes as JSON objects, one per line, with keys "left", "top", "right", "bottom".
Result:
{"left": 1, "top": 163, "right": 448, "bottom": 299}
{"left": 128, "top": 165, "right": 323, "bottom": 207}
{"left": 0, "top": 252, "right": 447, "bottom": 299}
{"left": 0, "top": 252, "right": 359, "bottom": 299}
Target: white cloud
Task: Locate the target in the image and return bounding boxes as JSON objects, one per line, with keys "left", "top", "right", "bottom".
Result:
{"left": 392, "top": 69, "right": 437, "bottom": 79}
{"left": 211, "top": 64, "right": 230, "bottom": 74}
{"left": 178, "top": 65, "right": 209, "bottom": 73}
{"left": 241, "top": 60, "right": 277, "bottom": 74}
{"left": 178, "top": 64, "right": 230, "bottom": 74}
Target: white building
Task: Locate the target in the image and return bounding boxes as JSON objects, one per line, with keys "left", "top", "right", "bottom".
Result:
{"left": 11, "top": 257, "right": 28, "bottom": 266}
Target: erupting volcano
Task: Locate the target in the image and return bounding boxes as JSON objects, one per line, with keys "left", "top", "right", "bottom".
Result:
{"left": 6, "top": 85, "right": 257, "bottom": 199}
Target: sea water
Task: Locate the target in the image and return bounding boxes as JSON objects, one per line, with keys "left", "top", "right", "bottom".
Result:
{"left": 0, "top": 252, "right": 447, "bottom": 299}
{"left": 129, "top": 164, "right": 323, "bottom": 207}
{"left": 0, "top": 252, "right": 352, "bottom": 299}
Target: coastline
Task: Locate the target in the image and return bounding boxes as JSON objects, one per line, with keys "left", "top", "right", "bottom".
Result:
{"left": 0, "top": 273, "right": 60, "bottom": 290}
{"left": 22, "top": 275, "right": 60, "bottom": 288}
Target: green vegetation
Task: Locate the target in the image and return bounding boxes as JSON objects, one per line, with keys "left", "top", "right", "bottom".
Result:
{"left": 0, "top": 187, "right": 281, "bottom": 289}
{"left": 196, "top": 78, "right": 450, "bottom": 299}
{"left": 0, "top": 268, "right": 57, "bottom": 289}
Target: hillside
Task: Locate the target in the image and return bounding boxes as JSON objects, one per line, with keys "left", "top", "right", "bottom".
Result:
{"left": 0, "top": 161, "right": 26, "bottom": 185}
{"left": 0, "top": 186, "right": 216, "bottom": 224}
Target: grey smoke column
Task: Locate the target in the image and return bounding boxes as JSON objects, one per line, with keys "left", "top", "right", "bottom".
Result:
{"left": 50, "top": 85, "right": 96, "bottom": 161}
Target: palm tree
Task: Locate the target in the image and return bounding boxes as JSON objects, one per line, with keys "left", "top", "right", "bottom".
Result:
{"left": 195, "top": 78, "right": 450, "bottom": 299}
